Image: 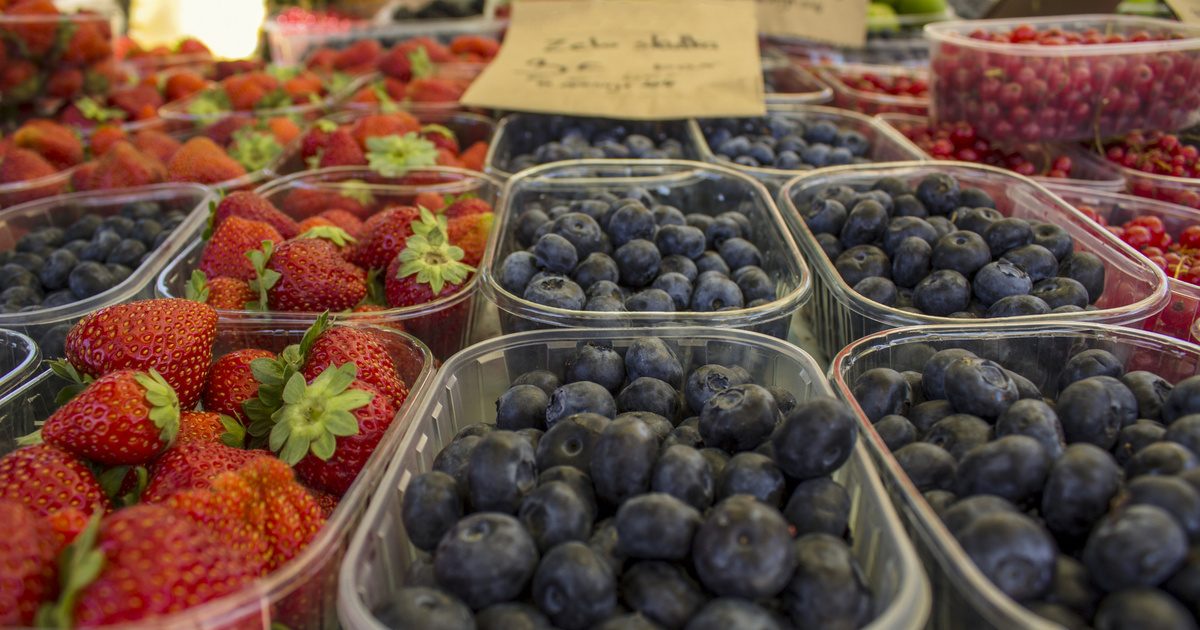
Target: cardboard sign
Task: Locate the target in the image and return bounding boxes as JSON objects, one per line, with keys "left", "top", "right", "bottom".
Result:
{"left": 1167, "top": 0, "right": 1200, "bottom": 23}
{"left": 460, "top": 0, "right": 765, "bottom": 119}
{"left": 752, "top": 0, "right": 866, "bottom": 48}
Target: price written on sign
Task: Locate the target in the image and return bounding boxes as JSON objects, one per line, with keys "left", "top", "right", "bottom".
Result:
{"left": 460, "top": 0, "right": 766, "bottom": 120}
{"left": 747, "top": 0, "right": 866, "bottom": 48}
{"left": 1167, "top": 0, "right": 1200, "bottom": 24}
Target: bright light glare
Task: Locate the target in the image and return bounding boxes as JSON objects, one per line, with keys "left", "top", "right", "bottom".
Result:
{"left": 130, "top": 0, "right": 265, "bottom": 58}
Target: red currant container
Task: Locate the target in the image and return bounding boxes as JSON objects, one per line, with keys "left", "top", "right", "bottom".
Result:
{"left": 762, "top": 57, "right": 833, "bottom": 106}
{"left": 779, "top": 161, "right": 1170, "bottom": 360}
{"left": 1107, "top": 153, "right": 1200, "bottom": 210}
{"left": 877, "top": 113, "right": 1125, "bottom": 192}
{"left": 926, "top": 15, "right": 1200, "bottom": 142}
{"left": 1046, "top": 184, "right": 1200, "bottom": 341}
{"left": 813, "top": 63, "right": 931, "bottom": 116}
{"left": 830, "top": 322, "right": 1200, "bottom": 630}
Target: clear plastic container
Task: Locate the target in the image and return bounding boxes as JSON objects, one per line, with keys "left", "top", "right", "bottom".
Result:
{"left": 816, "top": 63, "right": 930, "bottom": 116}
{"left": 762, "top": 58, "right": 833, "bottom": 106}
{"left": 688, "top": 105, "right": 927, "bottom": 187}
{"left": 1046, "top": 184, "right": 1200, "bottom": 342}
{"left": 484, "top": 114, "right": 702, "bottom": 180}
{"left": 765, "top": 37, "right": 931, "bottom": 68}
{"left": 480, "top": 160, "right": 812, "bottom": 339}
{"left": 927, "top": 15, "right": 1200, "bottom": 141}
{"left": 828, "top": 322, "right": 1200, "bottom": 630}
{"left": 266, "top": 15, "right": 503, "bottom": 67}
{"left": 0, "top": 184, "right": 213, "bottom": 358}
{"left": 0, "top": 328, "right": 38, "bottom": 402}
{"left": 338, "top": 326, "right": 931, "bottom": 630}
{"left": 0, "top": 317, "right": 434, "bottom": 630}
{"left": 0, "top": 11, "right": 115, "bottom": 107}
{"left": 0, "top": 166, "right": 76, "bottom": 210}
{"left": 1114, "top": 159, "right": 1200, "bottom": 210}
{"left": 877, "top": 113, "right": 1126, "bottom": 192}
{"left": 156, "top": 166, "right": 500, "bottom": 359}
{"left": 272, "top": 109, "right": 496, "bottom": 176}
{"left": 778, "top": 161, "right": 1171, "bottom": 359}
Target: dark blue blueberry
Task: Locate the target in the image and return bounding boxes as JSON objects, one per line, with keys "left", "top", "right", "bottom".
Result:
{"left": 834, "top": 130, "right": 869, "bottom": 156}
{"left": 564, "top": 342, "right": 624, "bottom": 392}
{"left": 1127, "top": 442, "right": 1199, "bottom": 478}
{"left": 1060, "top": 349, "right": 1123, "bottom": 389}
{"left": 748, "top": 142, "right": 775, "bottom": 165}
{"left": 655, "top": 225, "right": 706, "bottom": 259}
{"left": 496, "top": 384, "right": 549, "bottom": 431}
{"left": 999, "top": 244, "right": 1058, "bottom": 283}
{"left": 839, "top": 199, "right": 889, "bottom": 247}
{"left": 800, "top": 143, "right": 831, "bottom": 167}
{"left": 1057, "top": 252, "right": 1105, "bottom": 303}
{"left": 894, "top": 442, "right": 957, "bottom": 491}
{"left": 920, "top": 348, "right": 976, "bottom": 399}
{"left": 985, "top": 294, "right": 1051, "bottom": 317}
{"left": 546, "top": 381, "right": 616, "bottom": 427}
{"left": 772, "top": 397, "right": 858, "bottom": 480}
{"left": 717, "top": 238, "right": 762, "bottom": 272}
{"left": 852, "top": 367, "right": 913, "bottom": 422}
{"left": 625, "top": 134, "right": 656, "bottom": 157}
{"left": 517, "top": 208, "right": 551, "bottom": 247}
{"left": 996, "top": 399, "right": 1064, "bottom": 460}
{"left": 686, "top": 599, "right": 784, "bottom": 630}
{"left": 625, "top": 337, "right": 683, "bottom": 387}
{"left": 433, "top": 433, "right": 480, "bottom": 499}
{"left": 699, "top": 384, "right": 779, "bottom": 453}
{"left": 100, "top": 215, "right": 134, "bottom": 237}
{"left": 944, "top": 356, "right": 1018, "bottom": 420}
{"left": 826, "top": 147, "right": 854, "bottom": 165}
{"left": 434, "top": 512, "right": 539, "bottom": 609}
{"left": 941, "top": 495, "right": 1019, "bottom": 537}
{"left": 775, "top": 150, "right": 802, "bottom": 169}
{"left": 875, "top": 414, "right": 917, "bottom": 451}
{"left": 1124, "top": 475, "right": 1200, "bottom": 542}
{"left": 468, "top": 430, "right": 538, "bottom": 513}
{"left": 926, "top": 414, "right": 992, "bottom": 460}
{"left": 7, "top": 252, "right": 44, "bottom": 273}
{"left": 984, "top": 218, "right": 1034, "bottom": 257}
{"left": 39, "top": 249, "right": 77, "bottom": 291}
{"left": 659, "top": 254, "right": 698, "bottom": 282}
{"left": 912, "top": 269, "right": 970, "bottom": 316}
{"left": 915, "top": 173, "right": 961, "bottom": 215}
{"left": 17, "top": 227, "right": 63, "bottom": 252}
{"left": 784, "top": 477, "right": 850, "bottom": 537}
{"left": 651, "top": 445, "right": 714, "bottom": 511}
{"left": 815, "top": 233, "right": 843, "bottom": 261}
{"left": 891, "top": 193, "right": 927, "bottom": 218}
{"left": 515, "top": 370, "right": 562, "bottom": 396}
{"left": 586, "top": 280, "right": 624, "bottom": 301}
{"left": 534, "top": 233, "right": 579, "bottom": 274}
{"left": 63, "top": 214, "right": 102, "bottom": 242}
{"left": 767, "top": 387, "right": 798, "bottom": 416}
{"left": 890, "top": 237, "right": 933, "bottom": 289}
{"left": 625, "top": 288, "right": 675, "bottom": 312}
{"left": 620, "top": 561, "right": 708, "bottom": 629}
{"left": 927, "top": 215, "right": 955, "bottom": 239}
{"left": 1122, "top": 371, "right": 1173, "bottom": 421}
{"left": 477, "top": 603, "right": 554, "bottom": 630}
{"left": 853, "top": 276, "right": 898, "bottom": 306}
{"left": 1166, "top": 376, "right": 1200, "bottom": 422}
{"left": 1166, "top": 415, "right": 1200, "bottom": 463}
{"left": 694, "top": 495, "right": 796, "bottom": 598}
{"left": 973, "top": 260, "right": 1032, "bottom": 306}
{"left": 951, "top": 206, "right": 1004, "bottom": 235}
{"left": 804, "top": 120, "right": 839, "bottom": 145}
{"left": 572, "top": 252, "right": 619, "bottom": 291}
{"left": 539, "top": 465, "right": 597, "bottom": 512}
{"left": 614, "top": 239, "right": 661, "bottom": 288}
{"left": 800, "top": 198, "right": 846, "bottom": 236}
{"left": 375, "top": 587, "right": 474, "bottom": 630}
{"left": 1030, "top": 277, "right": 1090, "bottom": 310}
{"left": 784, "top": 533, "right": 872, "bottom": 629}
{"left": 132, "top": 219, "right": 163, "bottom": 246}
{"left": 1116, "top": 420, "right": 1167, "bottom": 465}
{"left": 518, "top": 480, "right": 594, "bottom": 552}
{"left": 67, "top": 261, "right": 115, "bottom": 299}
{"left": 717, "top": 135, "right": 752, "bottom": 157}
{"left": 956, "top": 511, "right": 1056, "bottom": 601}
{"left": 835, "top": 244, "right": 890, "bottom": 287}
{"left": 1057, "top": 376, "right": 1137, "bottom": 450}
{"left": 41, "top": 290, "right": 75, "bottom": 309}
{"left": 1032, "top": 222, "right": 1074, "bottom": 260}
{"left": 685, "top": 364, "right": 740, "bottom": 414}
{"left": 1084, "top": 505, "right": 1188, "bottom": 592}
{"left": 958, "top": 187, "right": 996, "bottom": 208}
{"left": 617, "top": 377, "right": 683, "bottom": 422}
{"left": 616, "top": 492, "right": 701, "bottom": 560}
{"left": 872, "top": 176, "right": 910, "bottom": 197}
{"left": 532, "top": 541, "right": 617, "bottom": 630}
{"left": 79, "top": 231, "right": 118, "bottom": 264}
{"left": 106, "top": 264, "right": 132, "bottom": 286}
{"left": 590, "top": 415, "right": 661, "bottom": 504}
{"left": 690, "top": 275, "right": 744, "bottom": 312}
{"left": 523, "top": 275, "right": 586, "bottom": 310}
{"left": 536, "top": 412, "right": 609, "bottom": 472}
{"left": 956, "top": 435, "right": 1050, "bottom": 507}
{"left": 551, "top": 212, "right": 605, "bottom": 259}
{"left": 932, "top": 230, "right": 991, "bottom": 277}
{"left": 608, "top": 202, "right": 658, "bottom": 247}
{"left": 883, "top": 216, "right": 938, "bottom": 256}
{"left": 695, "top": 251, "right": 731, "bottom": 276}
{"left": 663, "top": 424, "right": 704, "bottom": 451}
{"left": 401, "top": 471, "right": 462, "bottom": 552}
{"left": 498, "top": 251, "right": 538, "bottom": 294}
{"left": 61, "top": 240, "right": 88, "bottom": 259}
{"left": 652, "top": 205, "right": 687, "bottom": 227}
{"left": 1094, "top": 589, "right": 1197, "bottom": 630}
{"left": 716, "top": 452, "right": 786, "bottom": 507}
{"left": 648, "top": 272, "right": 693, "bottom": 310}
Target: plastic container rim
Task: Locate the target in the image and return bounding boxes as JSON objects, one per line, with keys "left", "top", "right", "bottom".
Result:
{"left": 814, "top": 63, "right": 931, "bottom": 109}
{"left": 0, "top": 327, "right": 40, "bottom": 397}
{"left": 924, "top": 14, "right": 1200, "bottom": 56}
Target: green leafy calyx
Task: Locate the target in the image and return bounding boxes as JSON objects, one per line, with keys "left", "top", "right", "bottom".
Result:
{"left": 185, "top": 269, "right": 210, "bottom": 303}
{"left": 36, "top": 512, "right": 105, "bottom": 629}
{"left": 396, "top": 208, "right": 473, "bottom": 294}
{"left": 228, "top": 127, "right": 284, "bottom": 172}
{"left": 268, "top": 363, "right": 373, "bottom": 465}
{"left": 134, "top": 369, "right": 181, "bottom": 447}
{"left": 297, "top": 226, "right": 356, "bottom": 247}
{"left": 365, "top": 133, "right": 438, "bottom": 177}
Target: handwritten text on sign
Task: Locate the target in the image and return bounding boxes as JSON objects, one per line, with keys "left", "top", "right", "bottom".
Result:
{"left": 460, "top": 0, "right": 765, "bottom": 120}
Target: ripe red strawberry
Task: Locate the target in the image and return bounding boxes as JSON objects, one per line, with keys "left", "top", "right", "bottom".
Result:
{"left": 377, "top": 46, "right": 414, "bottom": 81}
{"left": 350, "top": 205, "right": 420, "bottom": 270}
{"left": 318, "top": 129, "right": 367, "bottom": 168}
{"left": 61, "top": 504, "right": 259, "bottom": 627}
{"left": 199, "top": 215, "right": 284, "bottom": 282}
{"left": 250, "top": 238, "right": 367, "bottom": 312}
{"left": 447, "top": 212, "right": 494, "bottom": 267}
{"left": 414, "top": 190, "right": 446, "bottom": 212}
{"left": 64, "top": 299, "right": 218, "bottom": 410}
{"left": 166, "top": 457, "right": 325, "bottom": 573}
{"left": 46, "top": 507, "right": 90, "bottom": 548}
{"left": 460, "top": 141, "right": 489, "bottom": 171}
{"left": 209, "top": 190, "right": 300, "bottom": 239}
{"left": 320, "top": 208, "right": 365, "bottom": 237}
{"left": 185, "top": 269, "right": 255, "bottom": 310}
{"left": 142, "top": 441, "right": 266, "bottom": 503}
{"left": 306, "top": 486, "right": 340, "bottom": 519}
{"left": 203, "top": 348, "right": 275, "bottom": 424}
{"left": 301, "top": 323, "right": 410, "bottom": 410}
{"left": 177, "top": 410, "right": 227, "bottom": 446}
{"left": 0, "top": 499, "right": 59, "bottom": 625}
{"left": 408, "top": 77, "right": 466, "bottom": 103}
{"left": 421, "top": 125, "right": 460, "bottom": 154}
{"left": 281, "top": 187, "right": 368, "bottom": 220}
{"left": 41, "top": 369, "right": 180, "bottom": 466}
{"left": 385, "top": 210, "right": 474, "bottom": 308}
{"left": 269, "top": 364, "right": 398, "bottom": 496}
{"left": 0, "top": 445, "right": 110, "bottom": 517}
{"left": 444, "top": 197, "right": 493, "bottom": 219}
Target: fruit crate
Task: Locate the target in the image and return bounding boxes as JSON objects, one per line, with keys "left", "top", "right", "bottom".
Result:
{"left": 1046, "top": 184, "right": 1200, "bottom": 342}
{"left": 814, "top": 63, "right": 931, "bottom": 117}
{"left": 926, "top": 15, "right": 1200, "bottom": 142}
{"left": 762, "top": 58, "right": 833, "bottom": 106}
{"left": 688, "top": 105, "right": 927, "bottom": 188}
{"left": 0, "top": 166, "right": 76, "bottom": 210}
{"left": 267, "top": 15, "right": 503, "bottom": 67}
{"left": 0, "top": 327, "right": 37, "bottom": 402}
{"left": 877, "top": 113, "right": 1126, "bottom": 192}
{"left": 480, "top": 160, "right": 812, "bottom": 340}
{"left": 0, "top": 317, "right": 434, "bottom": 630}
{"left": 0, "top": 184, "right": 213, "bottom": 359}
{"left": 156, "top": 166, "right": 500, "bottom": 359}
{"left": 777, "top": 161, "right": 1170, "bottom": 360}
{"left": 828, "top": 322, "right": 1200, "bottom": 630}
{"left": 484, "top": 114, "right": 703, "bottom": 180}
{"left": 338, "top": 326, "right": 932, "bottom": 630}
{"left": 272, "top": 109, "right": 496, "bottom": 176}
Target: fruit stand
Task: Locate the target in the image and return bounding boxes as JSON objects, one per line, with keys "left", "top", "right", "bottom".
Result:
{"left": 6, "top": 1, "right": 1200, "bottom": 629}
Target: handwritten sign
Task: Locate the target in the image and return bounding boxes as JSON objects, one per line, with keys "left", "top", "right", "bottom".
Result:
{"left": 460, "top": 0, "right": 765, "bottom": 119}
{"left": 1167, "top": 0, "right": 1200, "bottom": 24}
{"left": 751, "top": 0, "right": 866, "bottom": 48}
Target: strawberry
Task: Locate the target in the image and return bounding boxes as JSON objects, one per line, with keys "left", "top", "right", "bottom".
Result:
{"left": 349, "top": 112, "right": 421, "bottom": 148}
{"left": 318, "top": 129, "right": 367, "bottom": 168}
{"left": 414, "top": 190, "right": 446, "bottom": 212}
{"left": 64, "top": 298, "right": 218, "bottom": 409}
{"left": 408, "top": 77, "right": 466, "bottom": 103}
{"left": 131, "top": 128, "right": 182, "bottom": 165}
{"left": 202, "top": 116, "right": 252, "bottom": 147}
{"left": 333, "top": 39, "right": 382, "bottom": 74}
{"left": 298, "top": 124, "right": 333, "bottom": 163}
{"left": 13, "top": 119, "right": 84, "bottom": 170}
{"left": 185, "top": 270, "right": 255, "bottom": 310}
{"left": 450, "top": 34, "right": 500, "bottom": 59}
{"left": 305, "top": 47, "right": 338, "bottom": 73}
{"left": 203, "top": 348, "right": 275, "bottom": 424}
{"left": 45, "top": 67, "right": 83, "bottom": 99}
{"left": 297, "top": 216, "right": 336, "bottom": 234}
{"left": 167, "top": 136, "right": 248, "bottom": 185}
{"left": 48, "top": 504, "right": 259, "bottom": 627}
{"left": 350, "top": 205, "right": 420, "bottom": 270}
{"left": 271, "top": 365, "right": 398, "bottom": 496}
{"left": 301, "top": 321, "right": 409, "bottom": 410}
{"left": 62, "top": 19, "right": 112, "bottom": 64}
{"left": 385, "top": 209, "right": 474, "bottom": 308}
{"left": 141, "top": 441, "right": 264, "bottom": 503}
{"left": 377, "top": 46, "right": 414, "bottom": 81}
{"left": 447, "top": 212, "right": 494, "bottom": 267}
{"left": 280, "top": 187, "right": 358, "bottom": 220}
{"left": 7, "top": 0, "right": 58, "bottom": 57}
{"left": 40, "top": 369, "right": 180, "bottom": 466}
{"left": 0, "top": 499, "right": 59, "bottom": 626}
{"left": 249, "top": 238, "right": 367, "bottom": 312}
{"left": 84, "top": 141, "right": 166, "bottom": 191}
{"left": 109, "top": 85, "right": 162, "bottom": 120}
{"left": 165, "top": 457, "right": 325, "bottom": 573}
{"left": 460, "top": 140, "right": 489, "bottom": 171}
{"left": 421, "top": 124, "right": 460, "bottom": 154}
{"left": 0, "top": 444, "right": 110, "bottom": 517}
{"left": 87, "top": 124, "right": 126, "bottom": 156}
{"left": 163, "top": 69, "right": 207, "bottom": 102}
{"left": 321, "top": 208, "right": 366, "bottom": 237}
{"left": 46, "top": 507, "right": 90, "bottom": 548}
{"left": 199, "top": 216, "right": 283, "bottom": 282}
{"left": 0, "top": 148, "right": 57, "bottom": 187}
{"left": 177, "top": 410, "right": 227, "bottom": 446}
{"left": 307, "top": 486, "right": 340, "bottom": 519}
{"left": 444, "top": 196, "right": 493, "bottom": 219}
{"left": 209, "top": 190, "right": 300, "bottom": 239}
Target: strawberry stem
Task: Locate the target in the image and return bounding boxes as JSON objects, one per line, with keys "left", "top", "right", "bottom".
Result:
{"left": 185, "top": 270, "right": 210, "bottom": 303}
{"left": 246, "top": 240, "right": 281, "bottom": 312}
{"left": 267, "top": 364, "right": 372, "bottom": 465}
{"left": 36, "top": 512, "right": 105, "bottom": 630}
{"left": 134, "top": 369, "right": 181, "bottom": 447}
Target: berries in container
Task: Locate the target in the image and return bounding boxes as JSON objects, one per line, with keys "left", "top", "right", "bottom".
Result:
{"left": 156, "top": 166, "right": 500, "bottom": 359}
{"left": 778, "top": 161, "right": 1170, "bottom": 359}
{"left": 340, "top": 326, "right": 930, "bottom": 630}
{"left": 926, "top": 15, "right": 1200, "bottom": 142}
{"left": 761, "top": 57, "right": 832, "bottom": 106}
{"left": 815, "top": 63, "right": 931, "bottom": 116}
{"left": 0, "top": 183, "right": 212, "bottom": 358}
{"left": 690, "top": 105, "right": 926, "bottom": 187}
{"left": 484, "top": 114, "right": 701, "bottom": 179}
{"left": 830, "top": 322, "right": 1200, "bottom": 630}
{"left": 158, "top": 65, "right": 349, "bottom": 132}
{"left": 481, "top": 160, "right": 812, "bottom": 341}
{"left": 0, "top": 328, "right": 37, "bottom": 401}
{"left": 0, "top": 5, "right": 117, "bottom": 113}
{"left": 0, "top": 301, "right": 433, "bottom": 628}
{"left": 303, "top": 29, "right": 500, "bottom": 78}
{"left": 1100, "top": 129, "right": 1200, "bottom": 209}
{"left": 117, "top": 36, "right": 217, "bottom": 78}
{"left": 880, "top": 113, "right": 1124, "bottom": 191}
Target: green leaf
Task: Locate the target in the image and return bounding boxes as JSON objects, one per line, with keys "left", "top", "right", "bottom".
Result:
{"left": 134, "top": 370, "right": 181, "bottom": 447}
{"left": 219, "top": 415, "right": 246, "bottom": 448}
{"left": 201, "top": 197, "right": 222, "bottom": 241}
{"left": 265, "top": 65, "right": 301, "bottom": 83}
{"left": 298, "top": 312, "right": 331, "bottom": 363}
{"left": 98, "top": 466, "right": 128, "bottom": 500}
{"left": 15, "top": 430, "right": 43, "bottom": 447}
{"left": 228, "top": 127, "right": 284, "bottom": 172}
{"left": 365, "top": 133, "right": 439, "bottom": 178}
{"left": 305, "top": 151, "right": 324, "bottom": 170}
{"left": 310, "top": 432, "right": 336, "bottom": 460}
{"left": 185, "top": 270, "right": 210, "bottom": 303}
{"left": 186, "top": 89, "right": 232, "bottom": 119}
{"left": 363, "top": 268, "right": 386, "bottom": 307}
{"left": 281, "top": 372, "right": 307, "bottom": 405}
{"left": 327, "top": 71, "right": 354, "bottom": 96}
{"left": 394, "top": 212, "right": 474, "bottom": 295}
{"left": 316, "top": 118, "right": 338, "bottom": 133}
{"left": 420, "top": 123, "right": 455, "bottom": 139}
{"left": 246, "top": 241, "right": 279, "bottom": 311}
{"left": 323, "top": 410, "right": 361, "bottom": 437}
{"left": 256, "top": 89, "right": 293, "bottom": 111}
{"left": 297, "top": 226, "right": 356, "bottom": 247}
{"left": 75, "top": 97, "right": 127, "bottom": 123}
{"left": 409, "top": 46, "right": 434, "bottom": 79}
{"left": 338, "top": 179, "right": 376, "bottom": 206}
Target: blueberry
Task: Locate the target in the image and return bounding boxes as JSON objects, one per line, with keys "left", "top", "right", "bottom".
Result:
{"left": 764, "top": 387, "right": 797, "bottom": 416}
{"left": 927, "top": 215, "right": 955, "bottom": 239}
{"left": 41, "top": 290, "right": 75, "bottom": 309}
{"left": 664, "top": 424, "right": 704, "bottom": 451}
{"left": 613, "top": 493, "right": 702, "bottom": 561}
{"left": 699, "top": 384, "right": 779, "bottom": 453}
{"left": 624, "top": 337, "right": 683, "bottom": 388}
{"left": 538, "top": 466, "right": 597, "bottom": 514}
{"left": 551, "top": 212, "right": 605, "bottom": 259}
{"left": 81, "top": 230, "right": 119, "bottom": 262}
{"left": 515, "top": 370, "right": 561, "bottom": 396}
{"left": 618, "top": 377, "right": 683, "bottom": 421}
{"left": 891, "top": 193, "right": 927, "bottom": 218}
{"left": 1084, "top": 505, "right": 1188, "bottom": 592}
{"left": 956, "top": 511, "right": 1056, "bottom": 601}
{"left": 980, "top": 218, "right": 1033, "bottom": 257}
{"left": 1000, "top": 244, "right": 1058, "bottom": 283}
{"left": 1116, "top": 420, "right": 1168, "bottom": 465}
{"left": 17, "top": 227, "right": 62, "bottom": 252}
{"left": 835, "top": 130, "right": 869, "bottom": 156}
{"left": 932, "top": 230, "right": 991, "bottom": 278}
{"left": 801, "top": 144, "right": 832, "bottom": 167}
{"left": 816, "top": 233, "right": 844, "bottom": 260}
{"left": 1032, "top": 223, "right": 1074, "bottom": 261}
{"left": 804, "top": 120, "right": 839, "bottom": 145}
{"left": 64, "top": 214, "right": 102, "bottom": 242}
{"left": 659, "top": 255, "right": 698, "bottom": 283}
{"left": 477, "top": 603, "right": 555, "bottom": 630}
{"left": 986, "top": 294, "right": 1051, "bottom": 317}
{"left": 926, "top": 414, "right": 991, "bottom": 460}
{"left": 375, "top": 587, "right": 474, "bottom": 630}
{"left": 717, "top": 238, "right": 762, "bottom": 272}
{"left": 852, "top": 367, "right": 913, "bottom": 422}
{"left": 106, "top": 264, "right": 132, "bottom": 286}
{"left": 716, "top": 452, "right": 786, "bottom": 507}
{"left": 784, "top": 477, "right": 850, "bottom": 537}
{"left": 401, "top": 471, "right": 462, "bottom": 551}
{"left": 784, "top": 534, "right": 872, "bottom": 629}
{"left": 894, "top": 442, "right": 957, "bottom": 491}
{"left": 835, "top": 244, "right": 890, "bottom": 287}
{"left": 692, "top": 252, "right": 729, "bottom": 277}
{"left": 693, "top": 495, "right": 796, "bottom": 599}
{"left": 1165, "top": 550, "right": 1200, "bottom": 616}
{"left": 468, "top": 431, "right": 538, "bottom": 514}
{"left": 572, "top": 253, "right": 619, "bottom": 290}
{"left": 890, "top": 237, "right": 933, "bottom": 290}
{"left": 1030, "top": 277, "right": 1090, "bottom": 310}
{"left": 608, "top": 203, "right": 658, "bottom": 247}
{"left": 687, "top": 598, "right": 784, "bottom": 630}
{"left": 1127, "top": 442, "right": 1199, "bottom": 478}
{"left": 652, "top": 445, "right": 714, "bottom": 511}
{"left": 995, "top": 399, "right": 1064, "bottom": 460}
{"left": 839, "top": 200, "right": 889, "bottom": 247}
{"left": 610, "top": 239, "right": 661, "bottom": 289}
{"left": 433, "top": 434, "right": 479, "bottom": 499}
{"left": 68, "top": 262, "right": 115, "bottom": 299}
{"left": 1124, "top": 475, "right": 1200, "bottom": 542}
{"left": 517, "top": 481, "right": 594, "bottom": 553}
{"left": 532, "top": 541, "right": 617, "bottom": 630}
{"left": 496, "top": 385, "right": 549, "bottom": 431}
{"left": 565, "top": 342, "right": 624, "bottom": 393}
{"left": 915, "top": 174, "right": 961, "bottom": 215}
{"left": 1093, "top": 589, "right": 1197, "bottom": 630}
{"left": 718, "top": 135, "right": 752, "bottom": 157}
{"left": 881, "top": 217, "right": 937, "bottom": 256}
{"left": 1122, "top": 371, "right": 1173, "bottom": 421}
{"left": 911, "top": 269, "right": 970, "bottom": 316}
{"left": 499, "top": 251, "right": 538, "bottom": 294}
{"left": 1059, "top": 349, "right": 1124, "bottom": 390}
{"left": 800, "top": 199, "right": 846, "bottom": 236}
{"left": 546, "top": 382, "right": 616, "bottom": 428}
{"left": 1042, "top": 555, "right": 1101, "bottom": 620}
{"left": 941, "top": 495, "right": 1019, "bottom": 537}
{"left": 955, "top": 435, "right": 1050, "bottom": 507}
{"left": 106, "top": 238, "right": 146, "bottom": 267}
{"left": 435, "top": 512, "right": 539, "bottom": 609}
{"left": 733, "top": 266, "right": 774, "bottom": 303}
{"left": 652, "top": 205, "right": 687, "bottom": 227}
{"left": 771, "top": 397, "right": 857, "bottom": 481}
{"left": 1167, "top": 376, "right": 1200, "bottom": 423}
{"left": 587, "top": 518, "right": 624, "bottom": 577}
{"left": 1057, "top": 376, "right": 1137, "bottom": 450}
{"left": 1057, "top": 252, "right": 1105, "bottom": 303}
{"left": 951, "top": 206, "right": 1003, "bottom": 235}
{"left": 524, "top": 275, "right": 586, "bottom": 310}
{"left": 620, "top": 561, "right": 707, "bottom": 629}
{"left": 971, "top": 260, "right": 1032, "bottom": 306}
{"left": 875, "top": 414, "right": 918, "bottom": 450}
{"left": 590, "top": 416, "right": 660, "bottom": 505}
{"left": 38, "top": 249, "right": 77, "bottom": 291}
{"left": 534, "top": 233, "right": 579, "bottom": 275}
{"left": 625, "top": 289, "right": 674, "bottom": 312}
{"left": 690, "top": 275, "right": 744, "bottom": 312}
{"left": 684, "top": 364, "right": 740, "bottom": 414}
{"left": 586, "top": 280, "right": 624, "bottom": 301}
